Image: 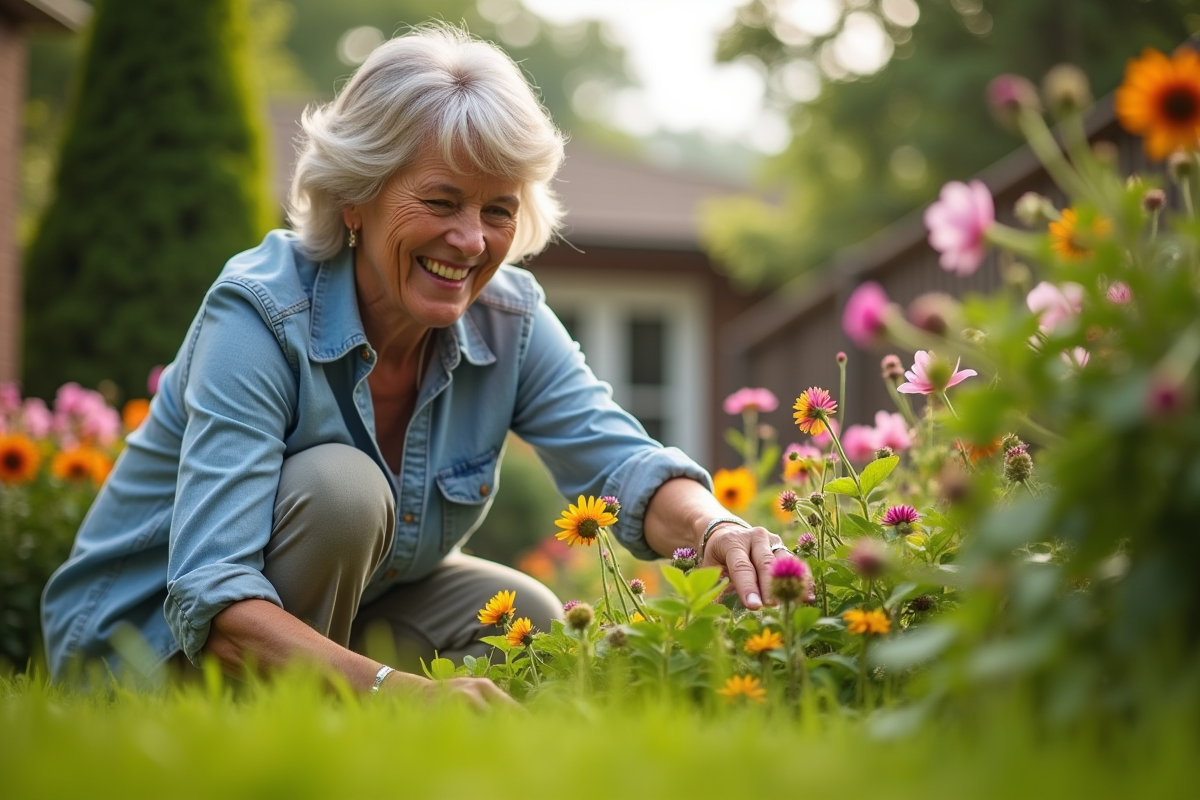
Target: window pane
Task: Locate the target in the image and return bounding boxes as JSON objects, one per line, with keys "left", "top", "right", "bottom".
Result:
{"left": 628, "top": 316, "right": 665, "bottom": 386}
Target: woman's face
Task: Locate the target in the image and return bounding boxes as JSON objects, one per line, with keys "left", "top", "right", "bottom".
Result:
{"left": 346, "top": 148, "right": 521, "bottom": 333}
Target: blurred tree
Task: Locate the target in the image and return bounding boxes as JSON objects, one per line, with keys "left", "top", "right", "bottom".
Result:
{"left": 22, "top": 0, "right": 273, "bottom": 401}
{"left": 279, "top": 0, "right": 632, "bottom": 135}
{"left": 704, "top": 0, "right": 1195, "bottom": 288}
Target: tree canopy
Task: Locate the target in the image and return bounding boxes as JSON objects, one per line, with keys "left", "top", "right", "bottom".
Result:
{"left": 703, "top": 0, "right": 1195, "bottom": 288}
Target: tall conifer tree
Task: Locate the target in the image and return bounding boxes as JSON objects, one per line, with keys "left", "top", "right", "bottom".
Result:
{"left": 23, "top": 0, "right": 272, "bottom": 400}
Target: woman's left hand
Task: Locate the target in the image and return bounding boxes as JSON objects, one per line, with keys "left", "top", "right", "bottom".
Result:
{"left": 699, "top": 522, "right": 788, "bottom": 610}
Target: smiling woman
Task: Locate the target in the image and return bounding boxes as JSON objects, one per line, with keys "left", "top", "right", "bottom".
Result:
{"left": 40, "top": 22, "right": 786, "bottom": 708}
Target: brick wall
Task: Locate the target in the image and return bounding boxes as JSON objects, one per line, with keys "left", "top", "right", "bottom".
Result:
{"left": 0, "top": 17, "right": 23, "bottom": 385}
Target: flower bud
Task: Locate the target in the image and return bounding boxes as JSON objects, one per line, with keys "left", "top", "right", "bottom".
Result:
{"left": 563, "top": 599, "right": 581, "bottom": 614}
{"left": 874, "top": 446, "right": 895, "bottom": 460}
{"left": 778, "top": 489, "right": 799, "bottom": 513}
{"left": 1041, "top": 63, "right": 1092, "bottom": 116}
{"left": 1169, "top": 151, "right": 1197, "bottom": 184}
{"left": 566, "top": 602, "right": 594, "bottom": 632}
{"left": 600, "top": 495, "right": 621, "bottom": 516}
{"left": 796, "top": 532, "right": 817, "bottom": 555}
{"left": 999, "top": 432, "right": 1023, "bottom": 453}
{"left": 758, "top": 423, "right": 777, "bottom": 441}
{"left": 848, "top": 538, "right": 888, "bottom": 579}
{"left": 806, "top": 512, "right": 822, "bottom": 528}
{"left": 962, "top": 327, "right": 989, "bottom": 344}
{"left": 1142, "top": 188, "right": 1167, "bottom": 212}
{"left": 671, "top": 547, "right": 698, "bottom": 572}
{"left": 808, "top": 492, "right": 824, "bottom": 507}
{"left": 605, "top": 626, "right": 628, "bottom": 648}
{"left": 987, "top": 74, "right": 1041, "bottom": 130}
{"left": 907, "top": 292, "right": 960, "bottom": 337}
{"left": 908, "top": 595, "right": 935, "bottom": 613}
{"left": 923, "top": 355, "right": 954, "bottom": 393}
{"left": 1013, "top": 192, "right": 1056, "bottom": 227}
{"left": 881, "top": 354, "right": 905, "bottom": 383}
{"left": 1003, "top": 444, "right": 1034, "bottom": 483}
{"left": 837, "top": 351, "right": 848, "bottom": 364}
{"left": 628, "top": 578, "right": 646, "bottom": 596}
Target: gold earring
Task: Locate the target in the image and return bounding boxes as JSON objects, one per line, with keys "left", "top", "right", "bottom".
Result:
{"left": 348, "top": 227, "right": 358, "bottom": 248}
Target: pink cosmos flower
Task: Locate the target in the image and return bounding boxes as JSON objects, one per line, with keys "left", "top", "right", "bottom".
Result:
{"left": 21, "top": 398, "right": 53, "bottom": 439}
{"left": 1062, "top": 347, "right": 1090, "bottom": 369}
{"left": 1027, "top": 281, "right": 1085, "bottom": 332}
{"left": 1107, "top": 281, "right": 1132, "bottom": 304}
{"left": 0, "top": 382, "right": 20, "bottom": 415}
{"left": 872, "top": 411, "right": 912, "bottom": 452}
{"left": 53, "top": 382, "right": 120, "bottom": 446}
{"left": 723, "top": 387, "right": 778, "bottom": 416}
{"left": 896, "top": 351, "right": 977, "bottom": 395}
{"left": 924, "top": 180, "right": 995, "bottom": 275}
{"left": 842, "top": 282, "right": 891, "bottom": 349}
{"left": 841, "top": 424, "right": 880, "bottom": 463}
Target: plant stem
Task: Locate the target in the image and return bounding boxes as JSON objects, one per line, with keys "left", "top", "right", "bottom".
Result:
{"left": 526, "top": 645, "right": 541, "bottom": 688}
{"left": 597, "top": 545, "right": 616, "bottom": 624}
{"left": 601, "top": 530, "right": 648, "bottom": 620}
{"left": 781, "top": 599, "right": 799, "bottom": 712}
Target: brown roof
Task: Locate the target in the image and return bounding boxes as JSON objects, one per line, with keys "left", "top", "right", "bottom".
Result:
{"left": 0, "top": 0, "right": 89, "bottom": 29}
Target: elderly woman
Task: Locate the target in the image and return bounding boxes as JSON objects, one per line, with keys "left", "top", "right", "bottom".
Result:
{"left": 41, "top": 24, "right": 785, "bottom": 705}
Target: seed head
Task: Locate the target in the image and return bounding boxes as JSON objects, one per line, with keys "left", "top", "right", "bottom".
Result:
{"left": 566, "top": 602, "right": 595, "bottom": 632}
{"left": 796, "top": 532, "right": 817, "bottom": 555}
{"left": 1004, "top": 444, "right": 1034, "bottom": 483}
{"left": 1142, "top": 188, "right": 1167, "bottom": 212}
{"left": 629, "top": 578, "right": 646, "bottom": 596}
{"left": 1041, "top": 63, "right": 1092, "bottom": 116}
{"left": 778, "top": 489, "right": 800, "bottom": 513}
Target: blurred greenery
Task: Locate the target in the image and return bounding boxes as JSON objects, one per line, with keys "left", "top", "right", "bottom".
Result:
{"left": 21, "top": 0, "right": 273, "bottom": 401}
{"left": 705, "top": 0, "right": 1196, "bottom": 288}
{"left": 2, "top": 666, "right": 1198, "bottom": 799}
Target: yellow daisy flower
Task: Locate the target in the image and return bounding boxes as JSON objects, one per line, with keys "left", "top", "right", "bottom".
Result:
{"left": 745, "top": 629, "right": 784, "bottom": 655}
{"left": 477, "top": 589, "right": 516, "bottom": 627}
{"left": 843, "top": 608, "right": 891, "bottom": 636}
{"left": 554, "top": 495, "right": 617, "bottom": 547}
{"left": 0, "top": 433, "right": 41, "bottom": 485}
{"left": 1049, "top": 208, "right": 1111, "bottom": 261}
{"left": 712, "top": 467, "right": 756, "bottom": 513}
{"left": 716, "top": 674, "right": 767, "bottom": 703}
{"left": 793, "top": 388, "right": 838, "bottom": 436}
{"left": 506, "top": 617, "right": 535, "bottom": 648}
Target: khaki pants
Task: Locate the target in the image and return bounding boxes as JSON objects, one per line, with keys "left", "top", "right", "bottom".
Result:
{"left": 260, "top": 443, "right": 562, "bottom": 672}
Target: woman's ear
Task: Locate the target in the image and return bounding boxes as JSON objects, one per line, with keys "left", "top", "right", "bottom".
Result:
{"left": 341, "top": 204, "right": 360, "bottom": 231}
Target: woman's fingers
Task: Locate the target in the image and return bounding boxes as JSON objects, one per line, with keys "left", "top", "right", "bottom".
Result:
{"left": 706, "top": 524, "right": 782, "bottom": 610}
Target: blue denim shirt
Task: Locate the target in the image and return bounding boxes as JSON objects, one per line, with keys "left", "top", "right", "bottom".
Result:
{"left": 41, "top": 230, "right": 711, "bottom": 677}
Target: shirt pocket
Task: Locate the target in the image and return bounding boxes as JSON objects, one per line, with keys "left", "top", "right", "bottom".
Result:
{"left": 434, "top": 448, "right": 500, "bottom": 552}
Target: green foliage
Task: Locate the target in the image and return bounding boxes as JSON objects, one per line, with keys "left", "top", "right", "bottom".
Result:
{"left": 706, "top": 0, "right": 1193, "bottom": 287}
{"left": 22, "top": 0, "right": 273, "bottom": 401}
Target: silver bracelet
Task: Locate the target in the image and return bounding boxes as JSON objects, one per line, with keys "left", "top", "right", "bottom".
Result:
{"left": 699, "top": 516, "right": 751, "bottom": 562}
{"left": 370, "top": 664, "right": 395, "bottom": 694}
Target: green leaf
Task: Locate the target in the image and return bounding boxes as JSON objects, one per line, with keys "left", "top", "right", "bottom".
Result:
{"left": 643, "top": 597, "right": 688, "bottom": 619}
{"left": 724, "top": 428, "right": 747, "bottom": 456}
{"left": 674, "top": 618, "right": 718, "bottom": 654}
{"left": 859, "top": 455, "right": 900, "bottom": 496}
{"left": 792, "top": 606, "right": 821, "bottom": 633}
{"left": 884, "top": 582, "right": 921, "bottom": 611}
{"left": 428, "top": 657, "right": 456, "bottom": 681}
{"left": 688, "top": 583, "right": 726, "bottom": 614}
{"left": 870, "top": 625, "right": 957, "bottom": 670}
{"left": 756, "top": 443, "right": 781, "bottom": 484}
{"left": 684, "top": 566, "right": 725, "bottom": 598}
{"left": 811, "top": 653, "right": 860, "bottom": 676}
{"left": 660, "top": 564, "right": 690, "bottom": 598}
{"left": 479, "top": 635, "right": 513, "bottom": 653}
{"left": 823, "top": 477, "right": 858, "bottom": 496}
{"left": 842, "top": 513, "right": 878, "bottom": 537}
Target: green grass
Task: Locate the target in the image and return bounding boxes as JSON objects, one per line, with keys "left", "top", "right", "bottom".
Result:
{"left": 3, "top": 668, "right": 1198, "bottom": 799}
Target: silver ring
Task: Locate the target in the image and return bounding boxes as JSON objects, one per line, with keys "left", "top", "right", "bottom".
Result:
{"left": 770, "top": 544, "right": 788, "bottom": 554}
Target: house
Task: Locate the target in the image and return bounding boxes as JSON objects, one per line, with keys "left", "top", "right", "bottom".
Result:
{"left": 270, "top": 102, "right": 767, "bottom": 468}
{"left": 0, "top": 0, "right": 89, "bottom": 385}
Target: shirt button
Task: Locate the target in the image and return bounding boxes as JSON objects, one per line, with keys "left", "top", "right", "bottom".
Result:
{"left": 360, "top": 347, "right": 371, "bottom": 361}
{"left": 479, "top": 484, "right": 490, "bottom": 497}
{"left": 403, "top": 513, "right": 414, "bottom": 523}
{"left": 385, "top": 569, "right": 397, "bottom": 579}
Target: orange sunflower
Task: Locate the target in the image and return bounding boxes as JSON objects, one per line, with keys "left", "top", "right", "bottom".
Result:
{"left": 477, "top": 589, "right": 517, "bottom": 627}
{"left": 744, "top": 629, "right": 784, "bottom": 656}
{"left": 554, "top": 495, "right": 618, "bottom": 547}
{"left": 122, "top": 398, "right": 151, "bottom": 431}
{"left": 843, "top": 608, "right": 891, "bottom": 636}
{"left": 716, "top": 674, "right": 767, "bottom": 703}
{"left": 506, "top": 617, "right": 535, "bottom": 648}
{"left": 1049, "top": 208, "right": 1112, "bottom": 261}
{"left": 712, "top": 467, "right": 756, "bottom": 513}
{"left": 0, "top": 433, "right": 41, "bottom": 485}
{"left": 51, "top": 446, "right": 112, "bottom": 487}
{"left": 1116, "top": 46, "right": 1200, "bottom": 160}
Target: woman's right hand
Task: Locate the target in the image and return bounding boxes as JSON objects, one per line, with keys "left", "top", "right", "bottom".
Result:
{"left": 384, "top": 671, "right": 520, "bottom": 711}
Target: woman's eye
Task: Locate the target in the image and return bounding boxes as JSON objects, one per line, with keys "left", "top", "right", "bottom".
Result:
{"left": 486, "top": 206, "right": 515, "bottom": 219}
{"left": 425, "top": 199, "right": 454, "bottom": 210}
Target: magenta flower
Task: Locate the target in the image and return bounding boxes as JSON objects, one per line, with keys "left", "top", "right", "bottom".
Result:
{"left": 872, "top": 411, "right": 912, "bottom": 452}
{"left": 987, "top": 74, "right": 1040, "bottom": 128}
{"left": 1027, "top": 281, "right": 1085, "bottom": 332}
{"left": 563, "top": 600, "right": 581, "bottom": 613}
{"left": 778, "top": 489, "right": 799, "bottom": 512}
{"left": 723, "top": 387, "right": 779, "bottom": 416}
{"left": 848, "top": 538, "right": 888, "bottom": 579}
{"left": 841, "top": 424, "right": 879, "bottom": 463}
{"left": 769, "top": 554, "right": 814, "bottom": 604}
{"left": 147, "top": 365, "right": 165, "bottom": 396}
{"left": 21, "top": 398, "right": 53, "bottom": 439}
{"left": 924, "top": 180, "right": 995, "bottom": 275}
{"left": 796, "top": 532, "right": 817, "bottom": 554}
{"left": 1107, "top": 281, "right": 1132, "bottom": 304}
{"left": 882, "top": 505, "right": 919, "bottom": 527}
{"left": 842, "top": 282, "right": 891, "bottom": 349}
{"left": 896, "top": 351, "right": 977, "bottom": 395}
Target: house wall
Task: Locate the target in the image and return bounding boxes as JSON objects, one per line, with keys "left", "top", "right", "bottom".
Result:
{"left": 0, "top": 16, "right": 24, "bottom": 384}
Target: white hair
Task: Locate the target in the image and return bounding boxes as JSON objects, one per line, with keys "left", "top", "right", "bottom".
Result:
{"left": 288, "top": 23, "right": 565, "bottom": 263}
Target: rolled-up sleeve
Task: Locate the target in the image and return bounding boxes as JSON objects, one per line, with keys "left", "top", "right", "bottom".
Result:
{"left": 512, "top": 298, "right": 711, "bottom": 560}
{"left": 164, "top": 284, "right": 297, "bottom": 663}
